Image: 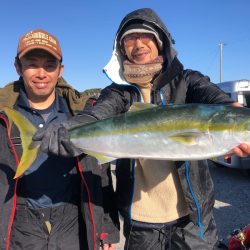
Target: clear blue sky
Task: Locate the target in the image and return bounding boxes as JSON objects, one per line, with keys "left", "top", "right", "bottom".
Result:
{"left": 1, "top": 1, "right": 249, "bottom": 91}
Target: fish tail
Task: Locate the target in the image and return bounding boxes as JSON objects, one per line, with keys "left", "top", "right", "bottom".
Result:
{"left": 3, "top": 107, "right": 40, "bottom": 178}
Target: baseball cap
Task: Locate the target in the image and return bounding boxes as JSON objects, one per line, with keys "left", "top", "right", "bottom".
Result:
{"left": 17, "top": 29, "right": 62, "bottom": 60}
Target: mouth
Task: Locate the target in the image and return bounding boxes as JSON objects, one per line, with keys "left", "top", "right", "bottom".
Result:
{"left": 133, "top": 51, "right": 149, "bottom": 57}
{"left": 33, "top": 82, "right": 49, "bottom": 89}
{"left": 132, "top": 50, "right": 151, "bottom": 62}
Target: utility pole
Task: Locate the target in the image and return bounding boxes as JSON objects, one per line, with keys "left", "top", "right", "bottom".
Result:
{"left": 219, "top": 42, "right": 226, "bottom": 83}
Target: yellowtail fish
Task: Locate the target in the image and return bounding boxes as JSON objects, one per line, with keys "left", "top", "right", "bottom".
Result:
{"left": 4, "top": 103, "right": 250, "bottom": 178}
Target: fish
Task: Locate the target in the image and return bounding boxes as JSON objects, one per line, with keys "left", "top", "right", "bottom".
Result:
{"left": 3, "top": 103, "right": 250, "bottom": 178}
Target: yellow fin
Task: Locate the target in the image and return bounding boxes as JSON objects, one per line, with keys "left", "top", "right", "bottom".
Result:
{"left": 169, "top": 132, "right": 202, "bottom": 145}
{"left": 83, "top": 150, "right": 116, "bottom": 164}
{"left": 3, "top": 107, "right": 40, "bottom": 178}
{"left": 129, "top": 102, "right": 156, "bottom": 112}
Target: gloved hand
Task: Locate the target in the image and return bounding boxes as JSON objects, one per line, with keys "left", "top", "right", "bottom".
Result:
{"left": 32, "top": 114, "right": 97, "bottom": 157}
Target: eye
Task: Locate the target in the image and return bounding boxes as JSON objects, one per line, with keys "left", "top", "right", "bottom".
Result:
{"left": 23, "top": 63, "right": 38, "bottom": 69}
{"left": 46, "top": 63, "right": 56, "bottom": 69}
{"left": 44, "top": 61, "right": 58, "bottom": 71}
{"left": 124, "top": 35, "right": 136, "bottom": 42}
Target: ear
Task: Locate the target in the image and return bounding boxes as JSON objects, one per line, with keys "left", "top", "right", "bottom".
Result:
{"left": 14, "top": 58, "right": 22, "bottom": 76}
{"left": 120, "top": 47, "right": 126, "bottom": 55}
{"left": 58, "top": 64, "right": 64, "bottom": 79}
{"left": 119, "top": 42, "right": 126, "bottom": 55}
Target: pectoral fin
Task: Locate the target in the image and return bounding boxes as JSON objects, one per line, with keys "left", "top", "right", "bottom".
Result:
{"left": 169, "top": 132, "right": 204, "bottom": 145}
{"left": 83, "top": 150, "right": 117, "bottom": 164}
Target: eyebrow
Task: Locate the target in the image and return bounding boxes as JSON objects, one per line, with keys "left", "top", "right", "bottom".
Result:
{"left": 24, "top": 56, "right": 58, "bottom": 63}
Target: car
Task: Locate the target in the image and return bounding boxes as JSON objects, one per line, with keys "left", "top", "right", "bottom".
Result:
{"left": 212, "top": 79, "right": 250, "bottom": 172}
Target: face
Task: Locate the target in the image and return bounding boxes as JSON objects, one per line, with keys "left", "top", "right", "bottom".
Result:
{"left": 122, "top": 33, "right": 159, "bottom": 64}
{"left": 15, "top": 49, "right": 64, "bottom": 108}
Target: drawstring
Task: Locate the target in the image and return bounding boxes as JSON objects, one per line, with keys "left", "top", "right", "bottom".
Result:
{"left": 160, "top": 89, "right": 167, "bottom": 106}
{"left": 185, "top": 161, "right": 204, "bottom": 239}
{"left": 157, "top": 225, "right": 172, "bottom": 250}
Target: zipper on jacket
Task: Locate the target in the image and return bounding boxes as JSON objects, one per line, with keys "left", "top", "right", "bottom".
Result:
{"left": 185, "top": 161, "right": 204, "bottom": 239}
{"left": 0, "top": 114, "right": 20, "bottom": 250}
{"left": 76, "top": 159, "right": 96, "bottom": 250}
{"left": 129, "top": 159, "right": 136, "bottom": 224}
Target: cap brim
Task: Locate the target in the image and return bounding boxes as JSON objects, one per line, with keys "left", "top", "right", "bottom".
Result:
{"left": 18, "top": 45, "right": 61, "bottom": 60}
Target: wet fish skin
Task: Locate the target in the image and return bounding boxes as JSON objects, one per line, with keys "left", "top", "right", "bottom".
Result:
{"left": 3, "top": 103, "right": 250, "bottom": 178}
{"left": 69, "top": 103, "right": 250, "bottom": 162}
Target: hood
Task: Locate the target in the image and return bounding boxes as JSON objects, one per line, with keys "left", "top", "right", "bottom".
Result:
{"left": 103, "top": 8, "right": 179, "bottom": 85}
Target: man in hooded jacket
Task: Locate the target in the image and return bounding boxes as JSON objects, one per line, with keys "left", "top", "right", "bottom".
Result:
{"left": 85, "top": 8, "right": 242, "bottom": 250}
{"left": 37, "top": 8, "right": 250, "bottom": 250}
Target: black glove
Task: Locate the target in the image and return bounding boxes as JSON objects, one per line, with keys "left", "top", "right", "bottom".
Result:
{"left": 32, "top": 114, "right": 97, "bottom": 157}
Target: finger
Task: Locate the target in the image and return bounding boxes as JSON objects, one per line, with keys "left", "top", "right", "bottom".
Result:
{"left": 61, "top": 140, "right": 83, "bottom": 157}
{"left": 224, "top": 149, "right": 234, "bottom": 159}
{"left": 231, "top": 147, "right": 248, "bottom": 158}
{"left": 109, "top": 244, "right": 116, "bottom": 250}
{"left": 238, "top": 143, "right": 250, "bottom": 155}
{"left": 45, "top": 128, "right": 60, "bottom": 155}
{"left": 32, "top": 128, "right": 46, "bottom": 141}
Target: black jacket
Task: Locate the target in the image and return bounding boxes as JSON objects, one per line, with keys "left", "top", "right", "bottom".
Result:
{"left": 88, "top": 8, "right": 233, "bottom": 249}
{"left": 0, "top": 79, "right": 119, "bottom": 250}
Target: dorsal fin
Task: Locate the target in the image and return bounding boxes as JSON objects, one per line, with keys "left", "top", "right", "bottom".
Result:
{"left": 129, "top": 102, "right": 157, "bottom": 112}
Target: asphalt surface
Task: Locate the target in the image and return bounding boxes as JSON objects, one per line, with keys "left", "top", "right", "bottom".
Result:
{"left": 210, "top": 160, "right": 250, "bottom": 245}
{"left": 113, "top": 161, "right": 250, "bottom": 249}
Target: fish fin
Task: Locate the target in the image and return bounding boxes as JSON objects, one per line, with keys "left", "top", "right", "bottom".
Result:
{"left": 83, "top": 150, "right": 117, "bottom": 164}
{"left": 3, "top": 107, "right": 40, "bottom": 178}
{"left": 129, "top": 102, "right": 157, "bottom": 112}
{"left": 169, "top": 132, "right": 203, "bottom": 145}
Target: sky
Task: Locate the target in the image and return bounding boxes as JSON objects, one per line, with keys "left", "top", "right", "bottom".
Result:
{"left": 0, "top": 1, "right": 249, "bottom": 92}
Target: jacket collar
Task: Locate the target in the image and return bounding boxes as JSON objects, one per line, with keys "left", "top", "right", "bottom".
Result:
{"left": 0, "top": 78, "right": 92, "bottom": 114}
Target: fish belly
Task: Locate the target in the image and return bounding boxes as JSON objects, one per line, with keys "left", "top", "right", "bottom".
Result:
{"left": 71, "top": 130, "right": 242, "bottom": 161}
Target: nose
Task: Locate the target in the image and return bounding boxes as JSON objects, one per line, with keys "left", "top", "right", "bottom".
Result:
{"left": 36, "top": 67, "right": 47, "bottom": 78}
{"left": 134, "top": 38, "right": 145, "bottom": 48}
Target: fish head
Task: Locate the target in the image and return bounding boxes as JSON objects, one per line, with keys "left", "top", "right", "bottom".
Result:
{"left": 242, "top": 119, "right": 250, "bottom": 133}
{"left": 235, "top": 110, "right": 250, "bottom": 142}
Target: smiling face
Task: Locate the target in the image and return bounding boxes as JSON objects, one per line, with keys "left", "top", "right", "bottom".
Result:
{"left": 122, "top": 32, "right": 159, "bottom": 64}
{"left": 15, "top": 49, "right": 64, "bottom": 109}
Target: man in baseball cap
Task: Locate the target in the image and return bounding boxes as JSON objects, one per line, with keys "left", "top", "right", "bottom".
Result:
{"left": 0, "top": 29, "right": 119, "bottom": 250}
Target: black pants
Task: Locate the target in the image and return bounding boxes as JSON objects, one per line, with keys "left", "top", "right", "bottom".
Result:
{"left": 123, "top": 216, "right": 219, "bottom": 250}
{"left": 10, "top": 203, "right": 87, "bottom": 250}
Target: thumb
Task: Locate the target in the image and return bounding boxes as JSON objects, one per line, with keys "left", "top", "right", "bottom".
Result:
{"left": 32, "top": 128, "right": 46, "bottom": 141}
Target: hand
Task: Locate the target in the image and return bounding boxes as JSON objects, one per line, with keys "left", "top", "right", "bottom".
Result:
{"left": 32, "top": 123, "right": 83, "bottom": 157}
{"left": 224, "top": 143, "right": 250, "bottom": 159}
{"left": 224, "top": 103, "right": 250, "bottom": 158}
{"left": 100, "top": 243, "right": 116, "bottom": 250}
